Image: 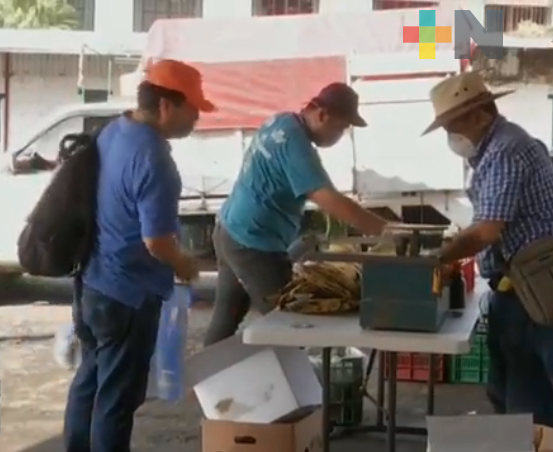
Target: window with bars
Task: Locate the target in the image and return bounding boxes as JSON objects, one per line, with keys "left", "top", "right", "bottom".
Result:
{"left": 252, "top": 0, "right": 319, "bottom": 16}
{"left": 485, "top": 5, "right": 550, "bottom": 32}
{"left": 82, "top": 89, "right": 111, "bottom": 134}
{"left": 68, "top": 0, "right": 95, "bottom": 30}
{"left": 372, "top": 0, "right": 438, "bottom": 10}
{"left": 133, "top": 0, "right": 203, "bottom": 32}
{"left": 83, "top": 89, "right": 109, "bottom": 103}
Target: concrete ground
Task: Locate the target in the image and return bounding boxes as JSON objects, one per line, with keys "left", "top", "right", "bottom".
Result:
{"left": 0, "top": 277, "right": 492, "bottom": 452}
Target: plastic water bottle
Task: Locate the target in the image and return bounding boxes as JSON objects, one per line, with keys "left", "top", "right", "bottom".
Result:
{"left": 153, "top": 285, "right": 192, "bottom": 403}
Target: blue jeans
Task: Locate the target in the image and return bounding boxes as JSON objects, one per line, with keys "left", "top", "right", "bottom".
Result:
{"left": 487, "top": 289, "right": 553, "bottom": 426}
{"left": 63, "top": 285, "right": 161, "bottom": 452}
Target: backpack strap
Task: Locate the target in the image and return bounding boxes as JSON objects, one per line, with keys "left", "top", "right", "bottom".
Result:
{"left": 74, "top": 273, "right": 83, "bottom": 303}
{"left": 59, "top": 120, "right": 111, "bottom": 162}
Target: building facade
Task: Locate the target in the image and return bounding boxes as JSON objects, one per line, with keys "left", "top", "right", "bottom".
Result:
{"left": 1, "top": 0, "right": 552, "bottom": 151}
{"left": 113, "top": 0, "right": 552, "bottom": 31}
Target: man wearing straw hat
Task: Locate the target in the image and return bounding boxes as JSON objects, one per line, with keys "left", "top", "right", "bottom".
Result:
{"left": 426, "top": 71, "right": 553, "bottom": 426}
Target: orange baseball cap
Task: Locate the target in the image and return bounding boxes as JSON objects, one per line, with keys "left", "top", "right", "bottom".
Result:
{"left": 144, "top": 59, "right": 216, "bottom": 113}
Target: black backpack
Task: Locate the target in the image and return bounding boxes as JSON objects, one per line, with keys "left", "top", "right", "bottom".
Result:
{"left": 17, "top": 131, "right": 103, "bottom": 277}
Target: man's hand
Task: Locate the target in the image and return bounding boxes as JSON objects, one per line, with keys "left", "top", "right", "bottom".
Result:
{"left": 174, "top": 252, "right": 199, "bottom": 283}
{"left": 144, "top": 235, "right": 199, "bottom": 282}
{"left": 308, "top": 187, "right": 387, "bottom": 236}
{"left": 371, "top": 223, "right": 401, "bottom": 251}
{"left": 440, "top": 220, "right": 504, "bottom": 263}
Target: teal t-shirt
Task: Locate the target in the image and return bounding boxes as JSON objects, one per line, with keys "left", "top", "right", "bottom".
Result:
{"left": 220, "top": 113, "right": 333, "bottom": 252}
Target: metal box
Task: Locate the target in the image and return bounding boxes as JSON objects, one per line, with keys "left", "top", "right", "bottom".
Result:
{"left": 287, "top": 224, "right": 450, "bottom": 333}
{"left": 359, "top": 256, "right": 449, "bottom": 332}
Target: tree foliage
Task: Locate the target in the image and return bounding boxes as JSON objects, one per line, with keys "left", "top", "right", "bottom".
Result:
{"left": 0, "top": 0, "right": 78, "bottom": 29}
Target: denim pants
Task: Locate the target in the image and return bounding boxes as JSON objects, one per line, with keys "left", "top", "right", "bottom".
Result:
{"left": 487, "top": 289, "right": 553, "bottom": 426}
{"left": 63, "top": 285, "right": 161, "bottom": 452}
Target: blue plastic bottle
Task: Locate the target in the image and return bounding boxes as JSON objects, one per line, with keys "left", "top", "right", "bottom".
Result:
{"left": 153, "top": 284, "right": 193, "bottom": 403}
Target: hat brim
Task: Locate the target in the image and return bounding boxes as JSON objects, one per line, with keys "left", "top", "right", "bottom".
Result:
{"left": 310, "top": 97, "right": 367, "bottom": 128}
{"left": 195, "top": 98, "right": 217, "bottom": 113}
{"left": 349, "top": 112, "right": 368, "bottom": 128}
{"left": 421, "top": 89, "right": 515, "bottom": 136}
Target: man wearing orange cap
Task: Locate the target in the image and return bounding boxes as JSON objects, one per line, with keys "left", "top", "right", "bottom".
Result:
{"left": 63, "top": 60, "right": 215, "bottom": 452}
{"left": 204, "top": 82, "right": 389, "bottom": 346}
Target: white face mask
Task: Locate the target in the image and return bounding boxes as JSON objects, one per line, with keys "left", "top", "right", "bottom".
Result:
{"left": 447, "top": 133, "right": 477, "bottom": 159}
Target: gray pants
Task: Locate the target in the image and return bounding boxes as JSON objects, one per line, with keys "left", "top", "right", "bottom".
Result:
{"left": 203, "top": 223, "right": 293, "bottom": 347}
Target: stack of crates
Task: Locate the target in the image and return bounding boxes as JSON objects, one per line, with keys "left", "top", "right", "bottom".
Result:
{"left": 381, "top": 258, "right": 478, "bottom": 384}
{"left": 448, "top": 319, "right": 489, "bottom": 384}
{"left": 384, "top": 352, "right": 446, "bottom": 382}
{"left": 384, "top": 319, "right": 489, "bottom": 384}
{"left": 312, "top": 353, "right": 364, "bottom": 427}
{"left": 329, "top": 356, "right": 364, "bottom": 426}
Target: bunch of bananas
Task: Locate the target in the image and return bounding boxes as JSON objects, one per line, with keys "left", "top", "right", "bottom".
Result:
{"left": 275, "top": 243, "right": 362, "bottom": 315}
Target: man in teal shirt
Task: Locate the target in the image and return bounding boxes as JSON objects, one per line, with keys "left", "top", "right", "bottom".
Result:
{"left": 204, "top": 83, "right": 387, "bottom": 345}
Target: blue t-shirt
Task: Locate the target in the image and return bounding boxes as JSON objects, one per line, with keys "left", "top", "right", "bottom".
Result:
{"left": 220, "top": 113, "right": 332, "bottom": 252}
{"left": 83, "top": 115, "right": 182, "bottom": 308}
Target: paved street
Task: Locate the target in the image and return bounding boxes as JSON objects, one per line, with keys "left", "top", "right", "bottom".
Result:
{"left": 0, "top": 277, "right": 491, "bottom": 452}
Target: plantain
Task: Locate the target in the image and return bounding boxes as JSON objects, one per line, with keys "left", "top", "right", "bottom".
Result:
{"left": 284, "top": 297, "right": 357, "bottom": 315}
{"left": 273, "top": 248, "right": 362, "bottom": 314}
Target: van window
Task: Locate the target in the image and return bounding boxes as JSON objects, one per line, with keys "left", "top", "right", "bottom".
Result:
{"left": 28, "top": 116, "right": 85, "bottom": 160}
{"left": 23, "top": 114, "right": 116, "bottom": 160}
{"left": 83, "top": 116, "right": 117, "bottom": 134}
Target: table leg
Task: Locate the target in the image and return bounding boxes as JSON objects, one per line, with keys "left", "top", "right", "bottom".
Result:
{"left": 376, "top": 351, "right": 385, "bottom": 428}
{"left": 427, "top": 354, "right": 436, "bottom": 415}
{"left": 322, "top": 347, "right": 332, "bottom": 452}
{"left": 386, "top": 352, "right": 398, "bottom": 452}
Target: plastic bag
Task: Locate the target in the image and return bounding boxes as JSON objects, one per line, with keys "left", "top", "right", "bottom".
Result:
{"left": 55, "top": 285, "right": 194, "bottom": 402}
{"left": 53, "top": 323, "right": 81, "bottom": 369}
{"left": 146, "top": 284, "right": 192, "bottom": 403}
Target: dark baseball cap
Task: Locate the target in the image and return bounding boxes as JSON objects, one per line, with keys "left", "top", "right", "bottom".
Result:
{"left": 311, "top": 82, "right": 367, "bottom": 127}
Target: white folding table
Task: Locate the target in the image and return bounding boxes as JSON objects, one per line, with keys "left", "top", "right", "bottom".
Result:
{"left": 243, "top": 289, "right": 485, "bottom": 452}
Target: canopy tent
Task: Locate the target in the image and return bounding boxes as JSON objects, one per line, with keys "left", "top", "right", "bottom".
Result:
{"left": 143, "top": 9, "right": 459, "bottom": 63}
{"left": 180, "top": 56, "right": 346, "bottom": 130}
{"left": 140, "top": 9, "right": 464, "bottom": 131}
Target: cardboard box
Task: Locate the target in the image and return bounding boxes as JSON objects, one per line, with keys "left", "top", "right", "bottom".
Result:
{"left": 534, "top": 425, "right": 553, "bottom": 451}
{"left": 202, "top": 407, "right": 323, "bottom": 452}
{"left": 185, "top": 335, "right": 322, "bottom": 423}
{"left": 427, "top": 414, "right": 535, "bottom": 452}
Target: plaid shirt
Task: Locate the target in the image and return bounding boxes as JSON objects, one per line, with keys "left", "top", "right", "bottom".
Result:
{"left": 467, "top": 116, "right": 553, "bottom": 278}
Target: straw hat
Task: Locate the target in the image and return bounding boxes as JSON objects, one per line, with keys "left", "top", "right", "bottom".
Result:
{"left": 422, "top": 72, "right": 514, "bottom": 135}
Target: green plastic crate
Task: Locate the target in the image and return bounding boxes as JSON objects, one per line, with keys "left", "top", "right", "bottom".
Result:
{"left": 329, "top": 357, "right": 364, "bottom": 427}
{"left": 313, "top": 355, "right": 364, "bottom": 427}
{"left": 448, "top": 330, "right": 489, "bottom": 384}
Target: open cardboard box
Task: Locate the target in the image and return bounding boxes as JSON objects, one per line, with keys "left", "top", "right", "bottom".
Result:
{"left": 185, "top": 335, "right": 322, "bottom": 424}
{"left": 427, "top": 414, "right": 553, "bottom": 452}
{"left": 427, "top": 414, "right": 534, "bottom": 452}
{"left": 535, "top": 425, "right": 553, "bottom": 452}
{"left": 202, "top": 406, "right": 323, "bottom": 452}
